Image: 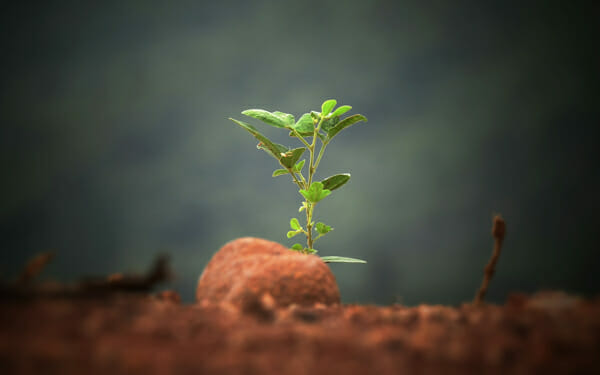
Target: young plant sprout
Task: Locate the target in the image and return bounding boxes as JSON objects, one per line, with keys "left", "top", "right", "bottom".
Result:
{"left": 229, "top": 99, "right": 367, "bottom": 264}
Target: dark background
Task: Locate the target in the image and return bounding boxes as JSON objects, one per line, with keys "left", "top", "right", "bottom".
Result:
{"left": 1, "top": 0, "right": 598, "bottom": 305}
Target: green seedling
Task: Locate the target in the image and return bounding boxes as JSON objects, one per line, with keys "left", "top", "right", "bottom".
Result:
{"left": 230, "top": 99, "right": 367, "bottom": 264}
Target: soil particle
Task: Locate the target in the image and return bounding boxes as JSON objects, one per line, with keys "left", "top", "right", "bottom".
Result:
{"left": 154, "top": 290, "right": 181, "bottom": 304}
{"left": 240, "top": 292, "right": 277, "bottom": 322}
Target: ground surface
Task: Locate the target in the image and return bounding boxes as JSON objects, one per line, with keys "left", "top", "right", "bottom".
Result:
{"left": 1, "top": 291, "right": 599, "bottom": 375}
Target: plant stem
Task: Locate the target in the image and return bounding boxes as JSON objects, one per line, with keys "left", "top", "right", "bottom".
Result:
{"left": 306, "top": 202, "right": 313, "bottom": 251}
{"left": 297, "top": 172, "right": 307, "bottom": 186}
{"left": 304, "top": 115, "right": 325, "bottom": 251}
{"left": 289, "top": 170, "right": 304, "bottom": 190}
{"left": 307, "top": 117, "right": 324, "bottom": 186}
{"left": 314, "top": 140, "right": 328, "bottom": 170}
{"left": 291, "top": 128, "right": 311, "bottom": 148}
{"left": 308, "top": 144, "right": 315, "bottom": 187}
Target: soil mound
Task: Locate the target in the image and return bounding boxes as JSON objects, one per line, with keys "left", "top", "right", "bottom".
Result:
{"left": 196, "top": 237, "right": 340, "bottom": 308}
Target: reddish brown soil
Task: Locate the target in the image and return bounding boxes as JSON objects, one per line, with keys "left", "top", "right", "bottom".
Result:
{"left": 197, "top": 237, "right": 340, "bottom": 308}
{"left": 1, "top": 291, "right": 599, "bottom": 375}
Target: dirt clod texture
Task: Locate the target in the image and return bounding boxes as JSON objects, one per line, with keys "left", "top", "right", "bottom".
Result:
{"left": 196, "top": 237, "right": 340, "bottom": 308}
{"left": 1, "top": 292, "right": 599, "bottom": 374}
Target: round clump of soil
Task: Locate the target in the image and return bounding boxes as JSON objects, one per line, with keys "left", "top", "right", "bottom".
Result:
{"left": 196, "top": 237, "right": 340, "bottom": 308}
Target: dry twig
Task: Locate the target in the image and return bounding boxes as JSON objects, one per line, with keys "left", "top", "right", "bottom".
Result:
{"left": 15, "top": 252, "right": 55, "bottom": 285}
{"left": 474, "top": 215, "right": 506, "bottom": 305}
{"left": 1, "top": 254, "right": 171, "bottom": 299}
{"left": 81, "top": 255, "right": 172, "bottom": 292}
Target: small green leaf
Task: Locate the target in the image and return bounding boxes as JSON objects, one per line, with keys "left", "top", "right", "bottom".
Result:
{"left": 321, "top": 99, "right": 337, "bottom": 117}
{"left": 306, "top": 248, "right": 318, "bottom": 254}
{"left": 280, "top": 147, "right": 306, "bottom": 168}
{"left": 272, "top": 169, "right": 289, "bottom": 177}
{"left": 331, "top": 105, "right": 352, "bottom": 117}
{"left": 321, "top": 116, "right": 340, "bottom": 132}
{"left": 242, "top": 109, "right": 289, "bottom": 128}
{"left": 310, "top": 111, "right": 320, "bottom": 122}
{"left": 327, "top": 114, "right": 368, "bottom": 140}
{"left": 299, "top": 202, "right": 307, "bottom": 212}
{"left": 290, "top": 218, "right": 301, "bottom": 230}
{"left": 299, "top": 190, "right": 310, "bottom": 201}
{"left": 320, "top": 256, "right": 367, "bottom": 264}
{"left": 290, "top": 243, "right": 303, "bottom": 251}
{"left": 321, "top": 173, "right": 350, "bottom": 191}
{"left": 230, "top": 118, "right": 286, "bottom": 160}
{"left": 294, "top": 160, "right": 305, "bottom": 173}
{"left": 292, "top": 113, "right": 314, "bottom": 135}
{"left": 315, "top": 222, "right": 332, "bottom": 234}
{"left": 299, "top": 182, "right": 331, "bottom": 203}
{"left": 317, "top": 189, "right": 331, "bottom": 201}
{"left": 287, "top": 230, "right": 300, "bottom": 238}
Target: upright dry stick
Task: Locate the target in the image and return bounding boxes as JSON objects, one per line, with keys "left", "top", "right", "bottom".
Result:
{"left": 474, "top": 214, "right": 506, "bottom": 305}
{"left": 16, "top": 252, "right": 55, "bottom": 285}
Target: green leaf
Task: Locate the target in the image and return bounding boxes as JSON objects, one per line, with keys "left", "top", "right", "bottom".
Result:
{"left": 315, "top": 222, "right": 332, "bottom": 234}
{"left": 257, "top": 142, "right": 288, "bottom": 157}
{"left": 299, "top": 182, "right": 331, "bottom": 203}
{"left": 233, "top": 118, "right": 304, "bottom": 167}
{"left": 294, "top": 160, "right": 305, "bottom": 173}
{"left": 287, "top": 230, "right": 300, "bottom": 238}
{"left": 306, "top": 248, "right": 318, "bottom": 254}
{"left": 331, "top": 105, "right": 352, "bottom": 117}
{"left": 321, "top": 173, "right": 350, "bottom": 191}
{"left": 273, "top": 111, "right": 295, "bottom": 126}
{"left": 298, "top": 202, "right": 307, "bottom": 212}
{"left": 310, "top": 111, "right": 320, "bottom": 122}
{"left": 299, "top": 190, "right": 310, "bottom": 201}
{"left": 321, "top": 116, "right": 340, "bottom": 132}
{"left": 321, "top": 99, "right": 337, "bottom": 117}
{"left": 272, "top": 169, "right": 289, "bottom": 177}
{"left": 230, "top": 118, "right": 286, "bottom": 160}
{"left": 241, "top": 109, "right": 289, "bottom": 128}
{"left": 280, "top": 147, "right": 306, "bottom": 168}
{"left": 320, "top": 256, "right": 367, "bottom": 264}
{"left": 290, "top": 243, "right": 303, "bottom": 251}
{"left": 327, "top": 114, "right": 368, "bottom": 140}
{"left": 317, "top": 189, "right": 331, "bottom": 202}
{"left": 292, "top": 113, "right": 314, "bottom": 135}
{"left": 290, "top": 218, "right": 301, "bottom": 230}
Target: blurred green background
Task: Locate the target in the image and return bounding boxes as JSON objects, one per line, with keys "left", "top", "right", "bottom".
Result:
{"left": 1, "top": 1, "right": 598, "bottom": 305}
